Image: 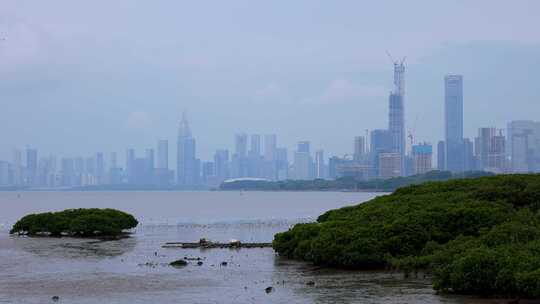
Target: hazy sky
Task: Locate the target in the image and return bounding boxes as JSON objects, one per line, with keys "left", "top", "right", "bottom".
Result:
{"left": 1, "top": 1, "right": 539, "bottom": 163}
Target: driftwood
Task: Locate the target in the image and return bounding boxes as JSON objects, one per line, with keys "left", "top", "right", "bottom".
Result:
{"left": 162, "top": 241, "right": 272, "bottom": 249}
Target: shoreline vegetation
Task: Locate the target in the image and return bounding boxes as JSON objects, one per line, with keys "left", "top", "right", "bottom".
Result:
{"left": 10, "top": 208, "right": 138, "bottom": 238}
{"left": 272, "top": 174, "right": 540, "bottom": 298}
{"left": 220, "top": 170, "right": 493, "bottom": 192}
{"left": 0, "top": 171, "right": 492, "bottom": 192}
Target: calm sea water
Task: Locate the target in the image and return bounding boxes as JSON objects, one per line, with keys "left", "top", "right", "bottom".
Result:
{"left": 0, "top": 191, "right": 500, "bottom": 304}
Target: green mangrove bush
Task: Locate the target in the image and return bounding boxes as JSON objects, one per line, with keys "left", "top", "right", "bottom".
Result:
{"left": 10, "top": 208, "right": 138, "bottom": 237}
{"left": 273, "top": 174, "right": 540, "bottom": 297}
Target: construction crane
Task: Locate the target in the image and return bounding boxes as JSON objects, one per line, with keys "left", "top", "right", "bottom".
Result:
{"left": 385, "top": 50, "right": 406, "bottom": 66}
{"left": 385, "top": 50, "right": 394, "bottom": 63}
{"left": 408, "top": 115, "right": 419, "bottom": 147}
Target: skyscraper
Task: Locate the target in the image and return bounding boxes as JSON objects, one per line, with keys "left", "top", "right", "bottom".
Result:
{"left": 294, "top": 151, "right": 312, "bottom": 180}
{"left": 235, "top": 133, "right": 248, "bottom": 159}
{"left": 155, "top": 140, "right": 171, "bottom": 186}
{"left": 412, "top": 143, "right": 433, "bottom": 175}
{"left": 157, "top": 140, "right": 168, "bottom": 170}
{"left": 507, "top": 120, "right": 540, "bottom": 173}
{"left": 214, "top": 149, "right": 230, "bottom": 182}
{"left": 297, "top": 141, "right": 310, "bottom": 154}
{"left": 463, "top": 138, "right": 475, "bottom": 171}
{"left": 247, "top": 134, "right": 262, "bottom": 178}
{"left": 389, "top": 60, "right": 406, "bottom": 175}
{"left": 294, "top": 141, "right": 312, "bottom": 180}
{"left": 437, "top": 141, "right": 445, "bottom": 170}
{"left": 131, "top": 157, "right": 151, "bottom": 185}
{"left": 84, "top": 156, "right": 96, "bottom": 186}
{"left": 276, "top": 147, "right": 288, "bottom": 180}
{"left": 126, "top": 148, "right": 135, "bottom": 183}
{"left": 353, "top": 136, "right": 366, "bottom": 162}
{"left": 145, "top": 149, "right": 154, "bottom": 168}
{"left": 12, "top": 149, "right": 22, "bottom": 186}
{"left": 315, "top": 149, "right": 325, "bottom": 179}
{"left": 145, "top": 148, "right": 155, "bottom": 177}
{"left": 74, "top": 157, "right": 84, "bottom": 185}
{"left": 110, "top": 152, "right": 118, "bottom": 169}
{"left": 231, "top": 133, "right": 249, "bottom": 178}
{"left": 378, "top": 152, "right": 402, "bottom": 179}
{"left": 177, "top": 112, "right": 199, "bottom": 186}
{"left": 370, "top": 129, "right": 392, "bottom": 176}
{"left": 476, "top": 127, "right": 497, "bottom": 170}
{"left": 96, "top": 152, "right": 105, "bottom": 184}
{"left": 109, "top": 152, "right": 122, "bottom": 185}
{"left": 264, "top": 134, "right": 277, "bottom": 162}
{"left": 25, "top": 148, "right": 38, "bottom": 186}
{"left": 249, "top": 134, "right": 261, "bottom": 157}
{"left": 262, "top": 134, "right": 278, "bottom": 180}
{"left": 488, "top": 132, "right": 506, "bottom": 173}
{"left": 201, "top": 161, "right": 215, "bottom": 184}
{"left": 61, "top": 157, "right": 75, "bottom": 186}
{"left": 444, "top": 75, "right": 464, "bottom": 172}
{"left": 37, "top": 155, "right": 56, "bottom": 187}
{"left": 475, "top": 128, "right": 507, "bottom": 172}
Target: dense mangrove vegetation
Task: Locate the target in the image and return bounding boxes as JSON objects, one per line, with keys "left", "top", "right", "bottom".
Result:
{"left": 10, "top": 208, "right": 138, "bottom": 237}
{"left": 273, "top": 174, "right": 540, "bottom": 297}
{"left": 220, "top": 170, "right": 492, "bottom": 192}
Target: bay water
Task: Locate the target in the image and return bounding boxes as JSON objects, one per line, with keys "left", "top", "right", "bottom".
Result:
{"left": 0, "top": 191, "right": 496, "bottom": 303}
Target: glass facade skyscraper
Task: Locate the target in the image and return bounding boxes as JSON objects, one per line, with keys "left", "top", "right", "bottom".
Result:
{"left": 388, "top": 61, "right": 406, "bottom": 176}
{"left": 177, "top": 113, "right": 199, "bottom": 185}
{"left": 157, "top": 140, "right": 168, "bottom": 170}
{"left": 444, "top": 75, "right": 464, "bottom": 172}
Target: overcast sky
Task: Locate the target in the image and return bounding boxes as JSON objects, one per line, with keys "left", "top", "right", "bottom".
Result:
{"left": 1, "top": 1, "right": 539, "bottom": 164}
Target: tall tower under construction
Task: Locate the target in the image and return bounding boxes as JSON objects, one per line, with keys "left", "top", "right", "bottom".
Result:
{"left": 388, "top": 59, "right": 406, "bottom": 176}
{"left": 177, "top": 112, "right": 199, "bottom": 185}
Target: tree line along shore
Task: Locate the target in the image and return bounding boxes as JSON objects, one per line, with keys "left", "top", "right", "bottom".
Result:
{"left": 219, "top": 170, "right": 493, "bottom": 192}
{"left": 273, "top": 174, "right": 540, "bottom": 298}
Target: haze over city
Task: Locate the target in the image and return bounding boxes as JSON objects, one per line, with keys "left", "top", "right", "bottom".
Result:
{"left": 5, "top": 2, "right": 540, "bottom": 303}
{"left": 1, "top": 1, "right": 539, "bottom": 164}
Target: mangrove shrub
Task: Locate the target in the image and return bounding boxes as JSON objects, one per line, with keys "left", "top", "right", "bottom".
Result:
{"left": 273, "top": 174, "right": 540, "bottom": 297}
{"left": 10, "top": 208, "right": 138, "bottom": 237}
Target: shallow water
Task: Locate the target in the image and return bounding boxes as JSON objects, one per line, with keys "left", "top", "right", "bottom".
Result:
{"left": 0, "top": 191, "right": 509, "bottom": 303}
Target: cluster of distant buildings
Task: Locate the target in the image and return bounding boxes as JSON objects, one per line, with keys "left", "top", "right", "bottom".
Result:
{"left": 336, "top": 70, "right": 539, "bottom": 180}
{"left": 1, "top": 63, "right": 539, "bottom": 189}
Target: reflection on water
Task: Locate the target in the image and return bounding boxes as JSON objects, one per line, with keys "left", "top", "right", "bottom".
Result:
{"left": 274, "top": 262, "right": 439, "bottom": 304}
{"left": 11, "top": 236, "right": 137, "bottom": 259}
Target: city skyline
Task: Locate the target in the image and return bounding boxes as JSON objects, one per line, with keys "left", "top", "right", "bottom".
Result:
{"left": 1, "top": 64, "right": 535, "bottom": 167}
{"left": 1, "top": 2, "right": 540, "bottom": 162}
{"left": 2, "top": 61, "right": 539, "bottom": 188}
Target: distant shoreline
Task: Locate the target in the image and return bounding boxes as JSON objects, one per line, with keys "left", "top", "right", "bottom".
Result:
{"left": 0, "top": 171, "right": 494, "bottom": 193}
{"left": 0, "top": 187, "right": 389, "bottom": 193}
{"left": 0, "top": 185, "right": 210, "bottom": 192}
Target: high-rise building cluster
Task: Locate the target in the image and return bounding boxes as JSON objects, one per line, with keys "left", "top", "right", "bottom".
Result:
{"left": 0, "top": 62, "right": 537, "bottom": 189}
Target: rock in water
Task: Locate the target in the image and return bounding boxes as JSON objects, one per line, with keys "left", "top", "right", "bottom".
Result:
{"left": 265, "top": 286, "right": 273, "bottom": 294}
{"left": 197, "top": 261, "right": 203, "bottom": 266}
{"left": 306, "top": 281, "right": 315, "bottom": 286}
{"left": 51, "top": 296, "right": 60, "bottom": 302}
{"left": 170, "top": 259, "right": 188, "bottom": 267}
{"left": 221, "top": 261, "right": 228, "bottom": 266}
